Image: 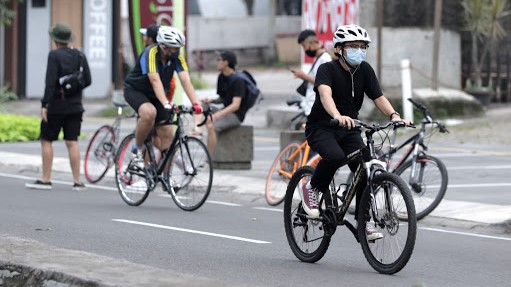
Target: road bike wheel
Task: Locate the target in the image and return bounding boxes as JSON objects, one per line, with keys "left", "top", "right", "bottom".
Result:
{"left": 284, "top": 166, "right": 331, "bottom": 263}
{"left": 84, "top": 125, "right": 115, "bottom": 183}
{"left": 394, "top": 155, "right": 448, "bottom": 220}
{"left": 358, "top": 172, "right": 417, "bottom": 274}
{"left": 265, "top": 143, "right": 302, "bottom": 206}
{"left": 167, "top": 136, "right": 212, "bottom": 211}
{"left": 114, "top": 133, "right": 150, "bottom": 206}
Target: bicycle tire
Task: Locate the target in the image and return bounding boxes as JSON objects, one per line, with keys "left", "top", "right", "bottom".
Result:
{"left": 265, "top": 143, "right": 302, "bottom": 206}
{"left": 284, "top": 166, "right": 331, "bottom": 263}
{"left": 305, "top": 153, "right": 321, "bottom": 167}
{"left": 394, "top": 154, "right": 448, "bottom": 220}
{"left": 84, "top": 125, "right": 115, "bottom": 183}
{"left": 358, "top": 172, "right": 417, "bottom": 274}
{"left": 167, "top": 136, "right": 212, "bottom": 211}
{"left": 114, "top": 133, "right": 150, "bottom": 206}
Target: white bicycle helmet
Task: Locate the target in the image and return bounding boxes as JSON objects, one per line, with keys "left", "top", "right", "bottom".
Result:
{"left": 157, "top": 26, "right": 185, "bottom": 47}
{"left": 333, "top": 24, "right": 371, "bottom": 46}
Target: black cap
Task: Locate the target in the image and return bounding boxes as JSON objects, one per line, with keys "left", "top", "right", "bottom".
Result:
{"left": 139, "top": 24, "right": 159, "bottom": 43}
{"left": 219, "top": 50, "right": 237, "bottom": 69}
{"left": 297, "top": 29, "right": 316, "bottom": 44}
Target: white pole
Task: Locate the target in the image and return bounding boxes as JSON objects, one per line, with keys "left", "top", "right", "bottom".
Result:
{"left": 401, "top": 59, "right": 413, "bottom": 121}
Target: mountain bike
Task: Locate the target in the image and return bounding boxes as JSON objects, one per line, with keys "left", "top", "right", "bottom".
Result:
{"left": 284, "top": 119, "right": 417, "bottom": 274}
{"left": 347, "top": 98, "right": 449, "bottom": 220}
{"left": 114, "top": 105, "right": 213, "bottom": 211}
{"left": 84, "top": 98, "right": 136, "bottom": 183}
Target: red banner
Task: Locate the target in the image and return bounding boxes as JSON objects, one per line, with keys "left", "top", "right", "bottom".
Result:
{"left": 128, "top": 0, "right": 182, "bottom": 58}
{"left": 302, "top": 0, "right": 359, "bottom": 64}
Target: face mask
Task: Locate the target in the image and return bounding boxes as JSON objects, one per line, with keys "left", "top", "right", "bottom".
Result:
{"left": 169, "top": 51, "right": 180, "bottom": 60}
{"left": 345, "top": 48, "right": 366, "bottom": 66}
{"left": 305, "top": 49, "right": 317, "bottom": 57}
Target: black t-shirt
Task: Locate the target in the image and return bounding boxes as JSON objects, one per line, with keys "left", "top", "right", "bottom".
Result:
{"left": 216, "top": 73, "right": 248, "bottom": 122}
{"left": 308, "top": 60, "right": 383, "bottom": 126}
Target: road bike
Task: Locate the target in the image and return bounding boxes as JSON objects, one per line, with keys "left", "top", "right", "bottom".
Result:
{"left": 347, "top": 98, "right": 450, "bottom": 220}
{"left": 114, "top": 105, "right": 213, "bottom": 211}
{"left": 84, "top": 98, "right": 136, "bottom": 183}
{"left": 284, "top": 119, "right": 417, "bottom": 274}
{"left": 265, "top": 138, "right": 321, "bottom": 206}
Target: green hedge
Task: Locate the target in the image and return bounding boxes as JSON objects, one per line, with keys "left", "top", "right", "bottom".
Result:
{"left": 0, "top": 114, "right": 41, "bottom": 142}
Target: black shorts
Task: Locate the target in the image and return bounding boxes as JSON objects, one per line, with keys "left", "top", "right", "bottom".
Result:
{"left": 124, "top": 88, "right": 170, "bottom": 124}
{"left": 40, "top": 113, "right": 83, "bottom": 141}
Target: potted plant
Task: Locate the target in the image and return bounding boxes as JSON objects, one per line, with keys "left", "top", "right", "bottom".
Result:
{"left": 461, "top": 0, "right": 510, "bottom": 105}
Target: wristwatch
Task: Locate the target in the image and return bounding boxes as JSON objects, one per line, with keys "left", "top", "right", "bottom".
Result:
{"left": 389, "top": 111, "right": 400, "bottom": 120}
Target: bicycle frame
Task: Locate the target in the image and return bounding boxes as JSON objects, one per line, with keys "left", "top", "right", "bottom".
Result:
{"left": 277, "top": 140, "right": 314, "bottom": 179}
{"left": 141, "top": 112, "right": 197, "bottom": 191}
{"left": 319, "top": 122, "right": 394, "bottom": 240}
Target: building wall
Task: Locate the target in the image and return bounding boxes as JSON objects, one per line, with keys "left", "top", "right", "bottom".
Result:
{"left": 366, "top": 27, "right": 461, "bottom": 89}
{"left": 25, "top": 1, "right": 51, "bottom": 98}
{"left": 25, "top": 0, "right": 113, "bottom": 99}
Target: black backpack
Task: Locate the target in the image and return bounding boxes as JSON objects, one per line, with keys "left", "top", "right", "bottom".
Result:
{"left": 231, "top": 70, "right": 261, "bottom": 110}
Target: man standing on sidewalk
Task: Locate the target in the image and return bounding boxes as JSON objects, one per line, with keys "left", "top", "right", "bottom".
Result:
{"left": 25, "top": 23, "right": 91, "bottom": 191}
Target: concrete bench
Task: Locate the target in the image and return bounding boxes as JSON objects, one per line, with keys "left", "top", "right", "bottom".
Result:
{"left": 212, "top": 125, "right": 254, "bottom": 170}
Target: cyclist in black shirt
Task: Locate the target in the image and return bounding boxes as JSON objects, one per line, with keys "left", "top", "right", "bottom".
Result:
{"left": 301, "top": 24, "right": 411, "bottom": 241}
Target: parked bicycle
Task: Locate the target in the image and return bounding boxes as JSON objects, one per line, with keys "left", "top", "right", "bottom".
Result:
{"left": 284, "top": 119, "right": 417, "bottom": 274}
{"left": 347, "top": 98, "right": 449, "bottom": 220}
{"left": 84, "top": 98, "right": 136, "bottom": 183}
{"left": 382, "top": 98, "right": 449, "bottom": 219}
{"left": 286, "top": 95, "right": 307, "bottom": 130}
{"left": 114, "top": 105, "right": 213, "bottom": 211}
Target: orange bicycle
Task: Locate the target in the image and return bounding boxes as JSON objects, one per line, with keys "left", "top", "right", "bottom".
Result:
{"left": 265, "top": 138, "right": 321, "bottom": 206}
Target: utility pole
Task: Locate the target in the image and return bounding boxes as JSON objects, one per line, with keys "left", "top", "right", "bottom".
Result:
{"left": 376, "top": 0, "right": 383, "bottom": 81}
{"left": 432, "top": 0, "right": 442, "bottom": 91}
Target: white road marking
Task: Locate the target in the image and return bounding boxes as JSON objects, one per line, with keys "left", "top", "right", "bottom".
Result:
{"left": 420, "top": 227, "right": 511, "bottom": 241}
{"left": 112, "top": 219, "right": 271, "bottom": 244}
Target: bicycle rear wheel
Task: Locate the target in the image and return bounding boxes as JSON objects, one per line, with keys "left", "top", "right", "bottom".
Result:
{"left": 84, "top": 125, "right": 115, "bottom": 183}
{"left": 284, "top": 166, "right": 331, "bottom": 263}
{"left": 394, "top": 155, "right": 448, "bottom": 220}
{"left": 114, "top": 133, "right": 150, "bottom": 206}
{"left": 167, "top": 136, "right": 212, "bottom": 211}
{"left": 358, "top": 172, "right": 417, "bottom": 274}
{"left": 265, "top": 143, "right": 302, "bottom": 206}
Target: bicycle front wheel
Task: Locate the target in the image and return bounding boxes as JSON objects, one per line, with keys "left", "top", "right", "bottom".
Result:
{"left": 167, "top": 136, "right": 212, "bottom": 211}
{"left": 284, "top": 166, "right": 331, "bottom": 263}
{"left": 395, "top": 155, "right": 448, "bottom": 220}
{"left": 265, "top": 143, "right": 302, "bottom": 206}
{"left": 358, "top": 172, "right": 417, "bottom": 274}
{"left": 84, "top": 125, "right": 115, "bottom": 183}
{"left": 114, "top": 133, "right": 150, "bottom": 206}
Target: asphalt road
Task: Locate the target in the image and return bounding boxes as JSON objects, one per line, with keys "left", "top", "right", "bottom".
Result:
{"left": 1, "top": 173, "right": 510, "bottom": 287}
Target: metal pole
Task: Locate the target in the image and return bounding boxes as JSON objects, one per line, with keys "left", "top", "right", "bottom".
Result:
{"left": 376, "top": 0, "right": 383, "bottom": 81}
{"left": 401, "top": 59, "right": 413, "bottom": 121}
{"left": 432, "top": 0, "right": 442, "bottom": 90}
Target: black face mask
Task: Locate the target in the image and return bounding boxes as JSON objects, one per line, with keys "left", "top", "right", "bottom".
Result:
{"left": 305, "top": 49, "right": 317, "bottom": 57}
{"left": 169, "top": 51, "right": 180, "bottom": 60}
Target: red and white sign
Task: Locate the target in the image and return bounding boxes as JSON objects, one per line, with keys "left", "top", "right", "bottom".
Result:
{"left": 302, "top": 0, "right": 359, "bottom": 64}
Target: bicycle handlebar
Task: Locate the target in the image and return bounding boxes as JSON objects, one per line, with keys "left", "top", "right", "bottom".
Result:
{"left": 407, "top": 98, "right": 449, "bottom": 133}
{"left": 328, "top": 118, "right": 413, "bottom": 131}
